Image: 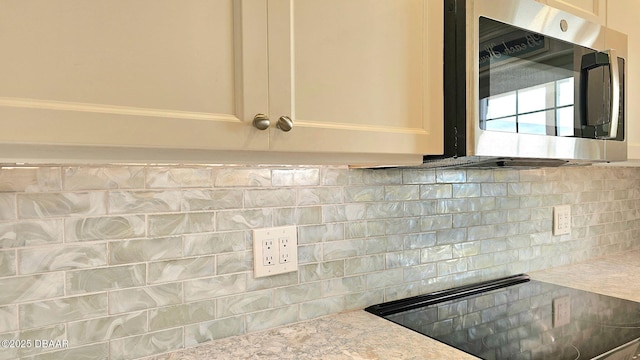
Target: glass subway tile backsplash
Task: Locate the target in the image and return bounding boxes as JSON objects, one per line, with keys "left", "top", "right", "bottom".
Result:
{"left": 0, "top": 165, "right": 639, "bottom": 359}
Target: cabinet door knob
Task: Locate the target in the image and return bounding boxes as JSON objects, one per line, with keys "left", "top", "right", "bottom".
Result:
{"left": 277, "top": 116, "right": 293, "bottom": 132}
{"left": 252, "top": 113, "right": 270, "bottom": 130}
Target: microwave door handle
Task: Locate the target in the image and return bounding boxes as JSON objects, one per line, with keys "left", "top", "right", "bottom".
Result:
{"left": 580, "top": 49, "right": 620, "bottom": 139}
{"left": 605, "top": 49, "right": 620, "bottom": 139}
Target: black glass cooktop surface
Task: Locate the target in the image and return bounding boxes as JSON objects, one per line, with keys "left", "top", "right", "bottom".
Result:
{"left": 365, "top": 275, "right": 640, "bottom": 360}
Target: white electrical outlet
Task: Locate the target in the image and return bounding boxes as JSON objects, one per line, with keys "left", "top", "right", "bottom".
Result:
{"left": 253, "top": 226, "right": 298, "bottom": 278}
{"left": 262, "top": 239, "right": 275, "bottom": 266}
{"left": 279, "top": 237, "right": 292, "bottom": 264}
{"left": 553, "top": 205, "right": 571, "bottom": 236}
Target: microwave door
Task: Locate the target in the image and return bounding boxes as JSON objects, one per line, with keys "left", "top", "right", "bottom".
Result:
{"left": 580, "top": 49, "right": 621, "bottom": 139}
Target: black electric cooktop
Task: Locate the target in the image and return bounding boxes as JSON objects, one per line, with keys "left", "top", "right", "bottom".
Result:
{"left": 365, "top": 274, "right": 640, "bottom": 360}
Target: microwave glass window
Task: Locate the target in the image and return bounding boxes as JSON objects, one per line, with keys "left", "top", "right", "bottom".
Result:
{"left": 482, "top": 79, "right": 574, "bottom": 136}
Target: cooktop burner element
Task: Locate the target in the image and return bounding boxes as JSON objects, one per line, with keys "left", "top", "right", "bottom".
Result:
{"left": 365, "top": 274, "right": 640, "bottom": 360}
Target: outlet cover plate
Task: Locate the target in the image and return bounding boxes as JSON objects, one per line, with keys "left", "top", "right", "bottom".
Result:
{"left": 253, "top": 226, "right": 298, "bottom": 278}
{"left": 553, "top": 205, "right": 571, "bottom": 236}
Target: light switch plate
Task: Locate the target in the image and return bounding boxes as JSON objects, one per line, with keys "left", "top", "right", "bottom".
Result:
{"left": 253, "top": 226, "right": 298, "bottom": 278}
{"left": 553, "top": 205, "right": 571, "bottom": 236}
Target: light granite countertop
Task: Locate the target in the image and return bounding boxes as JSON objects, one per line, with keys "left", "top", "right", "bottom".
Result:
{"left": 529, "top": 249, "right": 640, "bottom": 302}
{"left": 148, "top": 310, "right": 476, "bottom": 360}
{"left": 147, "top": 250, "right": 640, "bottom": 360}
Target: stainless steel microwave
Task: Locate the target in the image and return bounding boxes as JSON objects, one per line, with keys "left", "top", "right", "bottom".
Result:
{"left": 426, "top": 0, "right": 627, "bottom": 167}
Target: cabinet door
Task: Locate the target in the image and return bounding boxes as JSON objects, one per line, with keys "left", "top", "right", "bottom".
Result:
{"left": 541, "top": 0, "right": 606, "bottom": 25}
{"left": 0, "top": 0, "right": 269, "bottom": 158}
{"left": 266, "top": 0, "right": 443, "bottom": 157}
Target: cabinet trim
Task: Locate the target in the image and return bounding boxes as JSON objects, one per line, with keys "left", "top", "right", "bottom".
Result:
{"left": 289, "top": 119, "right": 431, "bottom": 135}
{"left": 0, "top": 143, "right": 423, "bottom": 166}
{"left": 234, "top": 0, "right": 270, "bottom": 122}
{"left": 0, "top": 97, "right": 239, "bottom": 122}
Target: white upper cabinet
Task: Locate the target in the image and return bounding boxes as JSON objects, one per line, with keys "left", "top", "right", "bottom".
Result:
{"left": 0, "top": 0, "right": 443, "bottom": 165}
{"left": 266, "top": 0, "right": 443, "bottom": 157}
{"left": 538, "top": 0, "right": 607, "bottom": 24}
